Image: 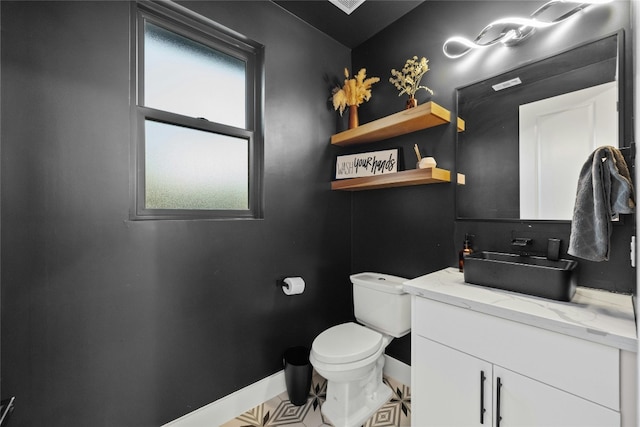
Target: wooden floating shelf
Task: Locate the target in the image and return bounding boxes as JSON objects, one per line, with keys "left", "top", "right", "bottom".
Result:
{"left": 331, "top": 101, "right": 452, "bottom": 147}
{"left": 457, "top": 117, "right": 466, "bottom": 132}
{"left": 331, "top": 167, "right": 451, "bottom": 191}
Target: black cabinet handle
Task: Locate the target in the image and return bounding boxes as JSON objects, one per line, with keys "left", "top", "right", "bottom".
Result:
{"left": 480, "top": 371, "right": 486, "bottom": 424}
{"left": 496, "top": 377, "right": 503, "bottom": 427}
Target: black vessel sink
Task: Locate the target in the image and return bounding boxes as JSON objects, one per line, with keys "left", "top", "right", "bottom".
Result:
{"left": 464, "top": 251, "right": 578, "bottom": 302}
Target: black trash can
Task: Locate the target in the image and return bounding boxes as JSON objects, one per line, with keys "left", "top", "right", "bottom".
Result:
{"left": 283, "top": 346, "right": 312, "bottom": 406}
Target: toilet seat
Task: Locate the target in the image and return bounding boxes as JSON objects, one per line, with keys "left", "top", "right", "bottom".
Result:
{"left": 311, "top": 322, "right": 383, "bottom": 364}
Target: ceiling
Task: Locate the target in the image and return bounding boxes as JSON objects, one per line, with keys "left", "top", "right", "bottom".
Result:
{"left": 272, "top": 1, "right": 426, "bottom": 48}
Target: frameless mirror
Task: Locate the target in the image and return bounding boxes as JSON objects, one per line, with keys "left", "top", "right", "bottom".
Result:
{"left": 456, "top": 33, "right": 623, "bottom": 221}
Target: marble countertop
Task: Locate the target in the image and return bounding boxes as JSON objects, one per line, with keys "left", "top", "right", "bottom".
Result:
{"left": 404, "top": 268, "right": 637, "bottom": 352}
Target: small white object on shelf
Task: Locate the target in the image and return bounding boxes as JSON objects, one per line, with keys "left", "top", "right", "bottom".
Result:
{"left": 417, "top": 157, "right": 437, "bottom": 169}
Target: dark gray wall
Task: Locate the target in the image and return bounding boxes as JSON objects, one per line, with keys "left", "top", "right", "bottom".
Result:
{"left": 1, "top": 0, "right": 635, "bottom": 425}
{"left": 352, "top": 0, "right": 634, "bottom": 365}
{"left": 1, "top": 1, "right": 352, "bottom": 425}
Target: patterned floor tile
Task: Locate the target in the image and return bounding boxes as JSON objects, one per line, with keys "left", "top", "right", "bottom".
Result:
{"left": 363, "top": 401, "right": 401, "bottom": 427}
{"left": 222, "top": 403, "right": 270, "bottom": 427}
{"left": 270, "top": 399, "right": 313, "bottom": 425}
{"left": 301, "top": 403, "right": 328, "bottom": 427}
{"left": 384, "top": 376, "right": 411, "bottom": 424}
{"left": 222, "top": 372, "right": 410, "bottom": 427}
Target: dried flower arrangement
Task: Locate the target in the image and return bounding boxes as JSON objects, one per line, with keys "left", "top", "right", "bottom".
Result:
{"left": 332, "top": 68, "right": 381, "bottom": 115}
{"left": 389, "top": 56, "right": 434, "bottom": 99}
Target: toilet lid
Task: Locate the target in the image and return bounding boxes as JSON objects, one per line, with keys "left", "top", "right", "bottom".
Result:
{"left": 311, "top": 322, "right": 383, "bottom": 364}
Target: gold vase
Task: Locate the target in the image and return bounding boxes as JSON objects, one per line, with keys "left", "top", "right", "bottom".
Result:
{"left": 348, "top": 105, "right": 359, "bottom": 129}
{"left": 406, "top": 96, "right": 418, "bottom": 109}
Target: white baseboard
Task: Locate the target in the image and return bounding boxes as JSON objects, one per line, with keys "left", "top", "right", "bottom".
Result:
{"left": 163, "top": 356, "right": 411, "bottom": 426}
{"left": 162, "top": 370, "right": 286, "bottom": 427}
{"left": 383, "top": 354, "right": 411, "bottom": 388}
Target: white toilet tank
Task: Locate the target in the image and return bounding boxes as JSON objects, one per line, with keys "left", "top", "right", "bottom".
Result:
{"left": 351, "top": 272, "right": 411, "bottom": 338}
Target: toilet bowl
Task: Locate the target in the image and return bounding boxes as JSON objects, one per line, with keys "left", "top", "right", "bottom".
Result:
{"left": 310, "top": 322, "right": 392, "bottom": 427}
{"left": 309, "top": 273, "right": 410, "bottom": 427}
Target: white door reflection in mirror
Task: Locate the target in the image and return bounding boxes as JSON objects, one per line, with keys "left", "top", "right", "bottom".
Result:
{"left": 519, "top": 82, "right": 618, "bottom": 220}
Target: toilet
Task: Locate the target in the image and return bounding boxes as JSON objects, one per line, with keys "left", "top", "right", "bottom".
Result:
{"left": 309, "top": 272, "right": 410, "bottom": 427}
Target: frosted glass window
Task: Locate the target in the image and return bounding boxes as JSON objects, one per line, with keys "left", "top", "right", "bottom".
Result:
{"left": 134, "top": 3, "right": 263, "bottom": 220}
{"left": 144, "top": 22, "right": 246, "bottom": 129}
{"left": 145, "top": 121, "right": 249, "bottom": 210}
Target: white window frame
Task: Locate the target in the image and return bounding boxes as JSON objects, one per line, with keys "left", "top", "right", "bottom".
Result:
{"left": 131, "top": 1, "right": 264, "bottom": 220}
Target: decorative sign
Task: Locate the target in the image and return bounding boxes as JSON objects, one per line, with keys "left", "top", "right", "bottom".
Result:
{"left": 335, "top": 149, "right": 398, "bottom": 180}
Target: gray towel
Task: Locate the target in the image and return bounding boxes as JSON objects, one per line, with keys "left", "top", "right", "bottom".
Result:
{"left": 568, "top": 146, "right": 635, "bottom": 262}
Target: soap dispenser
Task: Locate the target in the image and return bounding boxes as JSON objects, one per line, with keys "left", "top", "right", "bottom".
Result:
{"left": 458, "top": 234, "right": 473, "bottom": 272}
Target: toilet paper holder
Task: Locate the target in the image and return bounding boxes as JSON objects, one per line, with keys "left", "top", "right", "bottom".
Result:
{"left": 279, "top": 276, "right": 305, "bottom": 295}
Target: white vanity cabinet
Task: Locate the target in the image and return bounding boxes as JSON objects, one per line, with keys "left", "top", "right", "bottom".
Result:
{"left": 414, "top": 336, "right": 620, "bottom": 426}
{"left": 405, "top": 268, "right": 637, "bottom": 427}
{"left": 493, "top": 365, "right": 617, "bottom": 426}
{"left": 413, "top": 336, "right": 494, "bottom": 425}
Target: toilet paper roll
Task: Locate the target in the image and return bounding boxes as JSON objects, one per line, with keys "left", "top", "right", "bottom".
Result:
{"left": 283, "top": 277, "right": 305, "bottom": 295}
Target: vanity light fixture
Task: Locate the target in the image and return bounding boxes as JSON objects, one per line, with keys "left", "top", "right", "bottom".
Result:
{"left": 443, "top": 0, "right": 613, "bottom": 59}
{"left": 492, "top": 77, "right": 522, "bottom": 91}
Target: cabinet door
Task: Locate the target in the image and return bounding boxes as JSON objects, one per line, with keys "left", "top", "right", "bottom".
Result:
{"left": 494, "top": 366, "right": 620, "bottom": 427}
{"left": 413, "top": 336, "right": 493, "bottom": 426}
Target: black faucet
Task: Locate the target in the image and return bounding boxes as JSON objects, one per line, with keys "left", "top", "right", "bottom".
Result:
{"left": 512, "top": 237, "right": 533, "bottom": 256}
{"left": 511, "top": 237, "right": 533, "bottom": 247}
